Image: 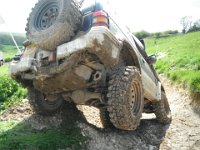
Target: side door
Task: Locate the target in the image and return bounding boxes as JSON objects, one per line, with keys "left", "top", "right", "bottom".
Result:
{"left": 133, "top": 37, "right": 160, "bottom": 101}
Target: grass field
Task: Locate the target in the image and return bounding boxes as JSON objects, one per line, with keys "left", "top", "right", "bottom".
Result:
{"left": 0, "top": 63, "right": 9, "bottom": 75}
{"left": 0, "top": 44, "right": 18, "bottom": 74}
{"left": 146, "top": 31, "right": 200, "bottom": 94}
{"left": 0, "top": 48, "right": 26, "bottom": 113}
{"left": 0, "top": 45, "right": 18, "bottom": 62}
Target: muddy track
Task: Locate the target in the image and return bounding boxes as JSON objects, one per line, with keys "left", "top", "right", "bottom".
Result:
{"left": 1, "top": 76, "right": 200, "bottom": 150}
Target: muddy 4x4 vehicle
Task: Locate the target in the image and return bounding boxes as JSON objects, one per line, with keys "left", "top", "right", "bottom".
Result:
{"left": 10, "top": 0, "right": 171, "bottom": 130}
{"left": 0, "top": 52, "right": 4, "bottom": 66}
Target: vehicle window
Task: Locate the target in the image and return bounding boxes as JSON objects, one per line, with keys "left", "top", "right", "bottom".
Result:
{"left": 132, "top": 36, "right": 144, "bottom": 50}
{"left": 132, "top": 36, "right": 148, "bottom": 59}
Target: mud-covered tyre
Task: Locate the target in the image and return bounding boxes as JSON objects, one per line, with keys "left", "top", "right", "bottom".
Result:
{"left": 28, "top": 87, "right": 64, "bottom": 115}
{"left": 107, "top": 66, "right": 144, "bottom": 130}
{"left": 154, "top": 91, "right": 172, "bottom": 124}
{"left": 99, "top": 107, "right": 114, "bottom": 128}
{"left": 26, "top": 0, "right": 82, "bottom": 50}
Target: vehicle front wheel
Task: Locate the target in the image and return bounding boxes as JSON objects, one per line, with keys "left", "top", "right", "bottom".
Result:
{"left": 28, "top": 87, "right": 64, "bottom": 115}
{"left": 154, "top": 91, "right": 172, "bottom": 124}
{"left": 107, "top": 66, "right": 144, "bottom": 130}
{"left": 99, "top": 107, "right": 114, "bottom": 128}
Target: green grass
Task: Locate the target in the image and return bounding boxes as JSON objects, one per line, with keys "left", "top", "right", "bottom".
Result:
{"left": 0, "top": 45, "right": 19, "bottom": 62}
{"left": 0, "top": 63, "right": 9, "bottom": 75}
{"left": 0, "top": 44, "right": 27, "bottom": 113}
{"left": 0, "top": 121, "right": 86, "bottom": 150}
{"left": 146, "top": 31, "right": 200, "bottom": 94}
{"left": 0, "top": 63, "right": 27, "bottom": 113}
{"left": 0, "top": 75, "right": 27, "bottom": 113}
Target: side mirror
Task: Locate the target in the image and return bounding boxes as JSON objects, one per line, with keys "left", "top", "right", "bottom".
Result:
{"left": 148, "top": 55, "right": 157, "bottom": 64}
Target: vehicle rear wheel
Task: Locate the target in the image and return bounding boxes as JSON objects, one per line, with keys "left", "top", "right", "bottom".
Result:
{"left": 26, "top": 0, "right": 82, "bottom": 50}
{"left": 154, "top": 91, "right": 172, "bottom": 124}
{"left": 107, "top": 66, "right": 144, "bottom": 130}
{"left": 28, "top": 87, "right": 64, "bottom": 115}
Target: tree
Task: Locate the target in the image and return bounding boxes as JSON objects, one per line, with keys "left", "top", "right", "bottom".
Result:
{"left": 154, "top": 32, "right": 161, "bottom": 38}
{"left": 188, "top": 19, "right": 200, "bottom": 33}
{"left": 163, "top": 30, "right": 179, "bottom": 35}
{"left": 194, "top": 19, "right": 200, "bottom": 28}
{"left": 180, "top": 16, "right": 193, "bottom": 33}
{"left": 134, "top": 30, "right": 151, "bottom": 39}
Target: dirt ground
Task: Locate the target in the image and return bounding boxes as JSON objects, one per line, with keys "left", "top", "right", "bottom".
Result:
{"left": 1, "top": 76, "right": 200, "bottom": 150}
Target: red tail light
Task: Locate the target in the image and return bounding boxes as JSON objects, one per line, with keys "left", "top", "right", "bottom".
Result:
{"left": 92, "top": 11, "right": 109, "bottom": 27}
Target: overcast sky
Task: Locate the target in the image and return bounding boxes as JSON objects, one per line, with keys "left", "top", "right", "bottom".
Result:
{"left": 0, "top": 0, "right": 200, "bottom": 33}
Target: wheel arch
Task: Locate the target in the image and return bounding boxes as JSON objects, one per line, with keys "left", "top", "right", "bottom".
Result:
{"left": 120, "top": 40, "right": 141, "bottom": 72}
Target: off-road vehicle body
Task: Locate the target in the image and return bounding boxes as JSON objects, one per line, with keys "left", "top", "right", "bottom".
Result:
{"left": 9, "top": 0, "right": 171, "bottom": 130}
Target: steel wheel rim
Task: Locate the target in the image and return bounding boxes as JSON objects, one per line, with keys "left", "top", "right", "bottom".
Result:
{"left": 130, "top": 80, "right": 142, "bottom": 114}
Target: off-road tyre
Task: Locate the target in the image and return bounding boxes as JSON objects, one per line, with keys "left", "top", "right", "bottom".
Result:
{"left": 99, "top": 107, "right": 114, "bottom": 128}
{"left": 26, "top": 0, "right": 82, "bottom": 50}
{"left": 28, "top": 87, "right": 64, "bottom": 115}
{"left": 107, "top": 66, "right": 144, "bottom": 130}
{"left": 154, "top": 91, "right": 172, "bottom": 124}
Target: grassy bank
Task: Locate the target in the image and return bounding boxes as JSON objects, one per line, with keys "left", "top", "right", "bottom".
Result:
{"left": 0, "top": 44, "right": 26, "bottom": 112}
{"left": 0, "top": 63, "right": 9, "bottom": 75}
{"left": 0, "top": 74, "right": 27, "bottom": 113}
{"left": 146, "top": 31, "right": 200, "bottom": 95}
{"left": 0, "top": 57, "right": 26, "bottom": 113}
